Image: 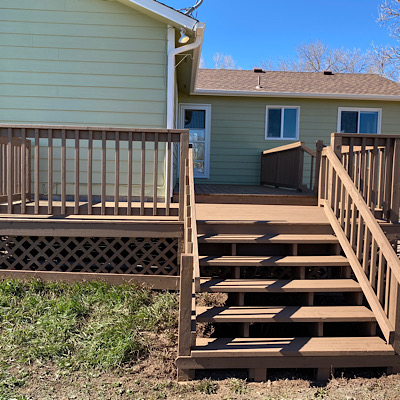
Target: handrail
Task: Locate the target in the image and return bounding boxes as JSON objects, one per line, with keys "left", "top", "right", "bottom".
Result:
{"left": 320, "top": 146, "right": 400, "bottom": 347}
{"left": 261, "top": 140, "right": 323, "bottom": 192}
{"left": 0, "top": 124, "right": 189, "bottom": 217}
{"left": 330, "top": 133, "right": 400, "bottom": 223}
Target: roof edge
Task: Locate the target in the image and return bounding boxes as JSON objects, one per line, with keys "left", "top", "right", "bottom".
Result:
{"left": 192, "top": 88, "right": 400, "bottom": 102}
{"left": 116, "top": 0, "right": 199, "bottom": 31}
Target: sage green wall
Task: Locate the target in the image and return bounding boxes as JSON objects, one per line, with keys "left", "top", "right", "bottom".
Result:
{"left": 0, "top": 0, "right": 170, "bottom": 198}
{"left": 179, "top": 93, "right": 400, "bottom": 185}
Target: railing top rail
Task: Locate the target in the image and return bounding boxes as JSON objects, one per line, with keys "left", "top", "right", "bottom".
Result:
{"left": 332, "top": 132, "right": 400, "bottom": 139}
{"left": 323, "top": 146, "right": 400, "bottom": 283}
{"left": 262, "top": 141, "right": 316, "bottom": 157}
{"left": 0, "top": 125, "right": 189, "bottom": 143}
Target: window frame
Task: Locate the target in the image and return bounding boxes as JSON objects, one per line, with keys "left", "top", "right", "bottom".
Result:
{"left": 178, "top": 103, "right": 212, "bottom": 179}
{"left": 337, "top": 107, "right": 382, "bottom": 134}
{"left": 265, "top": 106, "right": 300, "bottom": 141}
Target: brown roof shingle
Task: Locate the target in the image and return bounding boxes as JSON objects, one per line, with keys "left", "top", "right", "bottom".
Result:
{"left": 195, "top": 69, "right": 400, "bottom": 98}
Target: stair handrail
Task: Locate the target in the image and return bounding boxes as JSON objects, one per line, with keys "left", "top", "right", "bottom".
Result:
{"left": 320, "top": 145, "right": 400, "bottom": 348}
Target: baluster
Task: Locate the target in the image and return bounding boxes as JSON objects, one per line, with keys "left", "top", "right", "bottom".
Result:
{"left": 114, "top": 131, "right": 120, "bottom": 216}
{"left": 34, "top": 128, "right": 39, "bottom": 215}
{"left": 390, "top": 139, "right": 400, "bottom": 223}
{"left": 377, "top": 252, "right": 386, "bottom": 304}
{"left": 369, "top": 238, "right": 378, "bottom": 289}
{"left": 74, "top": 130, "right": 80, "bottom": 215}
{"left": 360, "top": 137, "right": 367, "bottom": 196}
{"left": 370, "top": 137, "right": 379, "bottom": 214}
{"left": 88, "top": 130, "right": 93, "bottom": 215}
{"left": 127, "top": 132, "right": 133, "bottom": 216}
{"left": 383, "top": 138, "right": 393, "bottom": 220}
{"left": 356, "top": 215, "right": 364, "bottom": 262}
{"left": 101, "top": 131, "right": 106, "bottom": 215}
{"left": 21, "top": 128, "right": 26, "bottom": 214}
{"left": 140, "top": 132, "right": 146, "bottom": 216}
{"left": 153, "top": 132, "right": 158, "bottom": 216}
{"left": 7, "top": 128, "right": 13, "bottom": 214}
{"left": 48, "top": 129, "right": 53, "bottom": 215}
{"left": 61, "top": 129, "right": 66, "bottom": 215}
{"left": 166, "top": 132, "right": 172, "bottom": 215}
{"left": 362, "top": 227, "right": 372, "bottom": 274}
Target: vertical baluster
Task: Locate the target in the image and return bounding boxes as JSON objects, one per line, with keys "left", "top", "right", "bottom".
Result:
{"left": 334, "top": 171, "right": 340, "bottom": 218}
{"left": 48, "top": 129, "right": 53, "bottom": 215}
{"left": 362, "top": 228, "right": 372, "bottom": 274}
{"left": 15, "top": 145, "right": 20, "bottom": 195}
{"left": 101, "top": 130, "right": 106, "bottom": 215}
{"left": 7, "top": 128, "right": 13, "bottom": 214}
{"left": 34, "top": 128, "right": 39, "bottom": 215}
{"left": 348, "top": 137, "right": 354, "bottom": 180}
{"left": 153, "top": 132, "right": 158, "bottom": 216}
{"left": 384, "top": 264, "right": 391, "bottom": 314}
{"left": 74, "top": 130, "right": 80, "bottom": 215}
{"left": 349, "top": 198, "right": 357, "bottom": 250}
{"left": 114, "top": 131, "right": 120, "bottom": 216}
{"left": 370, "top": 137, "right": 379, "bottom": 214}
{"left": 366, "top": 150, "right": 373, "bottom": 207}
{"left": 360, "top": 137, "right": 367, "bottom": 196}
{"left": 88, "top": 130, "right": 93, "bottom": 215}
{"left": 340, "top": 179, "right": 346, "bottom": 228}
{"left": 356, "top": 215, "right": 364, "bottom": 261}
{"left": 166, "top": 132, "right": 172, "bottom": 216}
{"left": 383, "top": 138, "right": 393, "bottom": 220}
{"left": 179, "top": 132, "right": 189, "bottom": 221}
{"left": 140, "top": 132, "right": 146, "bottom": 216}
{"left": 26, "top": 141, "right": 31, "bottom": 202}
{"left": 61, "top": 129, "right": 66, "bottom": 215}
{"left": 369, "top": 238, "right": 378, "bottom": 289}
{"left": 377, "top": 147, "right": 384, "bottom": 212}
{"left": 20, "top": 129, "right": 26, "bottom": 214}
{"left": 127, "top": 132, "right": 132, "bottom": 216}
{"left": 309, "top": 154, "right": 314, "bottom": 190}
{"left": 376, "top": 252, "right": 385, "bottom": 303}
{"left": 0, "top": 143, "right": 3, "bottom": 196}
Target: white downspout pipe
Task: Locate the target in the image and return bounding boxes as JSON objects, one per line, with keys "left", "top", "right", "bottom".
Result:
{"left": 167, "top": 25, "right": 202, "bottom": 129}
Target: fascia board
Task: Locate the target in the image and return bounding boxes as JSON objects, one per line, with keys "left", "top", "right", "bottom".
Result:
{"left": 192, "top": 89, "right": 400, "bottom": 102}
{"left": 116, "top": 0, "right": 199, "bottom": 31}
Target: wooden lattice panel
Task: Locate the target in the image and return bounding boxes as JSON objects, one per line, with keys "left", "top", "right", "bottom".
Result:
{"left": 0, "top": 236, "right": 179, "bottom": 275}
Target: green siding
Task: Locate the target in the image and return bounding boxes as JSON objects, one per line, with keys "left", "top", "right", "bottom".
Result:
{"left": 179, "top": 93, "right": 400, "bottom": 185}
{"left": 0, "top": 0, "right": 168, "bottom": 127}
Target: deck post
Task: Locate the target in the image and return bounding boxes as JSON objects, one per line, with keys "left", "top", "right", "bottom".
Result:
{"left": 314, "top": 140, "right": 324, "bottom": 193}
{"left": 330, "top": 133, "right": 342, "bottom": 161}
{"left": 389, "top": 139, "right": 400, "bottom": 223}
{"left": 389, "top": 272, "right": 400, "bottom": 354}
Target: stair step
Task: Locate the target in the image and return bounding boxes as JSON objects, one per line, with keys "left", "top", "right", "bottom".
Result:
{"left": 200, "top": 278, "right": 361, "bottom": 293}
{"left": 198, "top": 233, "right": 338, "bottom": 244}
{"left": 190, "top": 337, "right": 394, "bottom": 358}
{"left": 196, "top": 306, "right": 375, "bottom": 323}
{"left": 199, "top": 255, "right": 349, "bottom": 267}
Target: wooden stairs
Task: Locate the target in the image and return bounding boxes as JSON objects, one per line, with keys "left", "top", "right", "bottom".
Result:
{"left": 176, "top": 212, "right": 399, "bottom": 381}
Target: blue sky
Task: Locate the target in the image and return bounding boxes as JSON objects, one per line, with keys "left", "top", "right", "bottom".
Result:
{"left": 167, "top": 0, "right": 397, "bottom": 70}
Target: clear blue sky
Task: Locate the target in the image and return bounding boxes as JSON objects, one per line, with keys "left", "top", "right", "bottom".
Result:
{"left": 167, "top": 0, "right": 397, "bottom": 70}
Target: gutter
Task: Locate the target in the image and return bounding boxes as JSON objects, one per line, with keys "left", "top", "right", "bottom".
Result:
{"left": 192, "top": 89, "right": 400, "bottom": 102}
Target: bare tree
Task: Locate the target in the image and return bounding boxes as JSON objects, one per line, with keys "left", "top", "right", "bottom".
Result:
{"left": 212, "top": 53, "right": 237, "bottom": 69}
{"left": 379, "top": 1, "right": 400, "bottom": 59}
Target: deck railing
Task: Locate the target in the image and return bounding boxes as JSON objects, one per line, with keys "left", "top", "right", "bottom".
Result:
{"left": 330, "top": 133, "right": 400, "bottom": 223}
{"left": 260, "top": 141, "right": 323, "bottom": 192}
{"left": 320, "top": 145, "right": 400, "bottom": 351}
{"left": 0, "top": 124, "right": 189, "bottom": 218}
{"left": 0, "top": 136, "right": 31, "bottom": 206}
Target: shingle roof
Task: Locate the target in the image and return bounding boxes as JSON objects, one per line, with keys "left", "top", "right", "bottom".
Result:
{"left": 195, "top": 69, "right": 400, "bottom": 98}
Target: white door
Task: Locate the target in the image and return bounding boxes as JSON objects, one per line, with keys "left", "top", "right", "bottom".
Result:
{"left": 179, "top": 104, "right": 211, "bottom": 179}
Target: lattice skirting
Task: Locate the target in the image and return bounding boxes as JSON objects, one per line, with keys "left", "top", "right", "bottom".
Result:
{"left": 0, "top": 236, "right": 179, "bottom": 275}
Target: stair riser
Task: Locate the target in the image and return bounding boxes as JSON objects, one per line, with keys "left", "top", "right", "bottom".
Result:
{"left": 197, "top": 222, "right": 334, "bottom": 235}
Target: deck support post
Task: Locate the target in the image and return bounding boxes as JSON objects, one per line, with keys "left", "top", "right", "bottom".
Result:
{"left": 249, "top": 368, "right": 267, "bottom": 382}
{"left": 316, "top": 367, "right": 332, "bottom": 382}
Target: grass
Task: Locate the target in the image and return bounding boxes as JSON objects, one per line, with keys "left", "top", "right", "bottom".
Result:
{"left": 1, "top": 279, "right": 400, "bottom": 399}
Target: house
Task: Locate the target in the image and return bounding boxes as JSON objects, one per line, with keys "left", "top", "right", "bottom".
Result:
{"left": 1, "top": 0, "right": 400, "bottom": 383}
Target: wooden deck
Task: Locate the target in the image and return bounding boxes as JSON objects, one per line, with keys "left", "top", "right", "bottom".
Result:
{"left": 174, "top": 184, "right": 317, "bottom": 206}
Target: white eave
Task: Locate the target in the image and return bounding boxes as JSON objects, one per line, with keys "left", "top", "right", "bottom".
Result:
{"left": 116, "top": 0, "right": 199, "bottom": 31}
{"left": 192, "top": 89, "right": 400, "bottom": 102}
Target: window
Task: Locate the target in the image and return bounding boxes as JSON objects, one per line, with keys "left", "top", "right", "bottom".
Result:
{"left": 265, "top": 106, "right": 300, "bottom": 140}
{"left": 338, "top": 108, "right": 381, "bottom": 134}
{"left": 179, "top": 104, "right": 211, "bottom": 179}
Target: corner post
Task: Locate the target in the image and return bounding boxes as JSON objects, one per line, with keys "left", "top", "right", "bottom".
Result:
{"left": 314, "top": 140, "right": 324, "bottom": 193}
{"left": 390, "top": 139, "right": 400, "bottom": 223}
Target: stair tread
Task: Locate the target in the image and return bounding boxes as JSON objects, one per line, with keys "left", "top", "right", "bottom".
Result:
{"left": 190, "top": 337, "right": 394, "bottom": 357}
{"left": 200, "top": 278, "right": 361, "bottom": 293}
{"left": 198, "top": 233, "right": 338, "bottom": 244}
{"left": 196, "top": 305, "right": 375, "bottom": 323}
{"left": 199, "top": 255, "right": 349, "bottom": 267}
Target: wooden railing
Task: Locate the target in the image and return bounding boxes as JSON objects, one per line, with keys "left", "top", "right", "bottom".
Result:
{"left": 0, "top": 124, "right": 189, "bottom": 218}
{"left": 178, "top": 147, "right": 199, "bottom": 375}
{"left": 330, "top": 133, "right": 400, "bottom": 223}
{"left": 0, "top": 136, "right": 31, "bottom": 206}
{"left": 260, "top": 141, "right": 323, "bottom": 192}
{"left": 320, "top": 146, "right": 400, "bottom": 351}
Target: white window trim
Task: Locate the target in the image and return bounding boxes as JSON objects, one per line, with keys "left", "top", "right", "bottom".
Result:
{"left": 179, "top": 103, "right": 212, "bottom": 179}
{"left": 265, "top": 106, "right": 300, "bottom": 140}
{"left": 337, "top": 107, "right": 382, "bottom": 134}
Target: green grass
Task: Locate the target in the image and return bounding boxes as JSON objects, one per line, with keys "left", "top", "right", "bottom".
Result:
{"left": 0, "top": 279, "right": 178, "bottom": 372}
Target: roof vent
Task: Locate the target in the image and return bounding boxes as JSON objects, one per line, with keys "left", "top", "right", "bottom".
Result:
{"left": 253, "top": 68, "right": 265, "bottom": 73}
{"left": 323, "top": 70, "right": 334, "bottom": 75}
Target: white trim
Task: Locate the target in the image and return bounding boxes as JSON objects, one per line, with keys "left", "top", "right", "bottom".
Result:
{"left": 265, "top": 106, "right": 300, "bottom": 141}
{"left": 337, "top": 107, "right": 382, "bottom": 134}
{"left": 117, "top": 0, "right": 198, "bottom": 31}
{"left": 192, "top": 89, "right": 400, "bottom": 102}
{"left": 179, "top": 103, "right": 212, "bottom": 179}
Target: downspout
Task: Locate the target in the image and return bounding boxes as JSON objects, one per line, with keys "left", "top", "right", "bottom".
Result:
{"left": 167, "top": 25, "right": 202, "bottom": 129}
